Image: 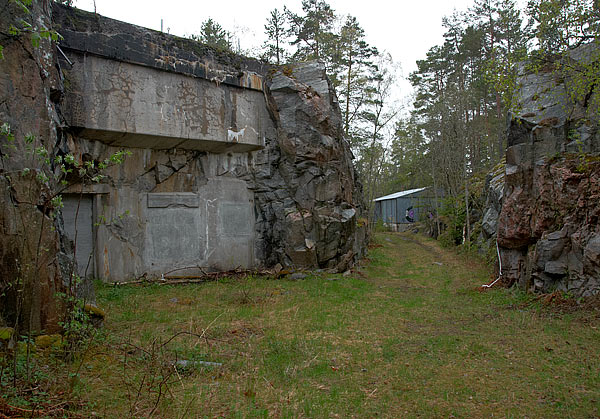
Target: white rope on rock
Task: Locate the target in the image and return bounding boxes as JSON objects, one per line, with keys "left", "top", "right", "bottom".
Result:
{"left": 481, "top": 240, "right": 503, "bottom": 289}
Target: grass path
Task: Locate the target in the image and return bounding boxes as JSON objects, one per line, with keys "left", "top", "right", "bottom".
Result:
{"left": 82, "top": 232, "right": 600, "bottom": 418}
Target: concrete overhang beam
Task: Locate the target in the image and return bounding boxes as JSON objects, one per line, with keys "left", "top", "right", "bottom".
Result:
{"left": 61, "top": 53, "right": 267, "bottom": 152}
{"left": 71, "top": 127, "right": 264, "bottom": 153}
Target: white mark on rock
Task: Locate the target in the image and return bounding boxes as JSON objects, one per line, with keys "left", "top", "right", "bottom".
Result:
{"left": 227, "top": 127, "right": 245, "bottom": 143}
{"left": 211, "top": 75, "right": 226, "bottom": 86}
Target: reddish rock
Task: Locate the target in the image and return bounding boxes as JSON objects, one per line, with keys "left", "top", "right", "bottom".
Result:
{"left": 0, "top": 0, "right": 71, "bottom": 331}
{"left": 497, "top": 46, "right": 600, "bottom": 297}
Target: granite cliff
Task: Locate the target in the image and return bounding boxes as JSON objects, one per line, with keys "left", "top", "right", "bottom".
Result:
{"left": 496, "top": 46, "right": 600, "bottom": 297}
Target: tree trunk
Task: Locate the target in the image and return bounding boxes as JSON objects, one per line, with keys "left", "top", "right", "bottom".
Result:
{"left": 345, "top": 51, "right": 352, "bottom": 138}
{"left": 463, "top": 155, "right": 470, "bottom": 246}
{"left": 431, "top": 154, "right": 441, "bottom": 238}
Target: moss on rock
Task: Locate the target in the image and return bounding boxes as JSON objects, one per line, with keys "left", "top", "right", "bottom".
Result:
{"left": 35, "top": 334, "right": 62, "bottom": 349}
{"left": 0, "top": 327, "right": 14, "bottom": 340}
{"left": 84, "top": 304, "right": 106, "bottom": 319}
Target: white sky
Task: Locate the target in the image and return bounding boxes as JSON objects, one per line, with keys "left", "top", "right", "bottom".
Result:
{"left": 72, "top": 0, "right": 484, "bottom": 104}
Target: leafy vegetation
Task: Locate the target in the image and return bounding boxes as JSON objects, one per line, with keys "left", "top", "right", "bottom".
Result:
{"left": 2, "top": 0, "right": 599, "bottom": 415}
{"left": 186, "top": 1, "right": 599, "bottom": 236}
{"left": 0, "top": 121, "right": 130, "bottom": 414}
{"left": 383, "top": 0, "right": 597, "bottom": 248}
{"left": 186, "top": 0, "right": 597, "bottom": 243}
{"left": 0, "top": 2, "right": 131, "bottom": 401}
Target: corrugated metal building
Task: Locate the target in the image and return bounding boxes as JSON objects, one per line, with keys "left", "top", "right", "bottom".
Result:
{"left": 373, "top": 187, "right": 436, "bottom": 228}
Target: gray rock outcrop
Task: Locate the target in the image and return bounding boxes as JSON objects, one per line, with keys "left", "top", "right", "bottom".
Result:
{"left": 497, "top": 45, "right": 600, "bottom": 297}
{"left": 476, "top": 161, "right": 505, "bottom": 257}
{"left": 254, "top": 63, "right": 366, "bottom": 270}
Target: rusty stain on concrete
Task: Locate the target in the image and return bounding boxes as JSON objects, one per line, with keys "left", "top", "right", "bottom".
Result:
{"left": 103, "top": 246, "right": 109, "bottom": 278}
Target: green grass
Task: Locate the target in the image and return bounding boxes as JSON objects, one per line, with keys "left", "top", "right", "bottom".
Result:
{"left": 3, "top": 232, "right": 599, "bottom": 418}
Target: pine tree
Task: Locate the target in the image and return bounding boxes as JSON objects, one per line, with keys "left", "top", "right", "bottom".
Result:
{"left": 286, "top": 0, "right": 336, "bottom": 63}
{"left": 262, "top": 8, "right": 288, "bottom": 65}
{"left": 193, "top": 18, "right": 232, "bottom": 51}
{"left": 332, "top": 15, "right": 379, "bottom": 138}
{"left": 526, "top": 0, "right": 600, "bottom": 115}
{"left": 527, "top": 0, "right": 598, "bottom": 51}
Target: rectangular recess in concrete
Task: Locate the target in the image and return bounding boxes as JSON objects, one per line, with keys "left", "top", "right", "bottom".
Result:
{"left": 146, "top": 208, "right": 204, "bottom": 261}
{"left": 147, "top": 193, "right": 199, "bottom": 208}
{"left": 62, "top": 194, "right": 95, "bottom": 278}
{"left": 219, "top": 202, "right": 253, "bottom": 236}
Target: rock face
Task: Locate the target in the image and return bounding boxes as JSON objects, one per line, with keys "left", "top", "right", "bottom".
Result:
{"left": 497, "top": 46, "right": 600, "bottom": 297}
{"left": 0, "top": 0, "right": 71, "bottom": 332}
{"left": 0, "top": 3, "right": 367, "bottom": 330}
{"left": 256, "top": 63, "right": 366, "bottom": 270}
{"left": 476, "top": 162, "right": 505, "bottom": 258}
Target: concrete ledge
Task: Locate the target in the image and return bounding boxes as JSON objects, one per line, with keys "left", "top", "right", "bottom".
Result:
{"left": 147, "top": 193, "right": 199, "bottom": 208}
{"left": 62, "top": 52, "right": 267, "bottom": 152}
{"left": 71, "top": 128, "right": 264, "bottom": 153}
{"left": 64, "top": 183, "right": 111, "bottom": 194}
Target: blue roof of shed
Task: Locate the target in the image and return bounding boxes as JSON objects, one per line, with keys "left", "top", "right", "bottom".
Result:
{"left": 374, "top": 187, "right": 429, "bottom": 202}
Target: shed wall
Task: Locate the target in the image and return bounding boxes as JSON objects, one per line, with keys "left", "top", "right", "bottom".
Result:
{"left": 375, "top": 191, "right": 436, "bottom": 225}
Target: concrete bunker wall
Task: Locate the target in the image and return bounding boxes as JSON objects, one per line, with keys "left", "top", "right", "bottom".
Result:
{"left": 63, "top": 140, "right": 264, "bottom": 282}
{"left": 58, "top": 49, "right": 275, "bottom": 281}
{"left": 64, "top": 53, "right": 267, "bottom": 152}
{"left": 52, "top": 3, "right": 367, "bottom": 282}
{"left": 60, "top": 58, "right": 270, "bottom": 281}
{"left": 55, "top": 6, "right": 277, "bottom": 281}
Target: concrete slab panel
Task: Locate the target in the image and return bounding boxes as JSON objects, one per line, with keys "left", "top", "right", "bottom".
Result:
{"left": 219, "top": 202, "right": 253, "bottom": 236}
{"left": 210, "top": 237, "right": 253, "bottom": 269}
{"left": 147, "top": 193, "right": 199, "bottom": 208}
{"left": 146, "top": 208, "right": 205, "bottom": 262}
{"left": 63, "top": 54, "right": 265, "bottom": 153}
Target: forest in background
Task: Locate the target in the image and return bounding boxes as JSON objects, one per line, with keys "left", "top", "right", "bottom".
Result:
{"left": 193, "top": 0, "right": 599, "bottom": 247}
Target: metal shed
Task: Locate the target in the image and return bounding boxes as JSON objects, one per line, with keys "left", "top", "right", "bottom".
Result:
{"left": 373, "top": 187, "right": 436, "bottom": 229}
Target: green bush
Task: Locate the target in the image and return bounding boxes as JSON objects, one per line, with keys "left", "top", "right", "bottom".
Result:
{"left": 373, "top": 218, "right": 387, "bottom": 232}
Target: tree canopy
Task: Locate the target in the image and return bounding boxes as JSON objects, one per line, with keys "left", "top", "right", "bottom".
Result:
{"left": 190, "top": 0, "right": 599, "bottom": 235}
{"left": 192, "top": 18, "right": 232, "bottom": 51}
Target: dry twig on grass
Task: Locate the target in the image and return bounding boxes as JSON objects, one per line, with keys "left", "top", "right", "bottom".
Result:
{"left": 113, "top": 268, "right": 281, "bottom": 286}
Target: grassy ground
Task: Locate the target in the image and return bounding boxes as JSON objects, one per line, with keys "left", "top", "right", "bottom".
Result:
{"left": 4, "top": 232, "right": 600, "bottom": 418}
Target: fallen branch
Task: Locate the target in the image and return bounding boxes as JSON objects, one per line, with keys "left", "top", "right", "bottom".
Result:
{"left": 112, "top": 268, "right": 281, "bottom": 286}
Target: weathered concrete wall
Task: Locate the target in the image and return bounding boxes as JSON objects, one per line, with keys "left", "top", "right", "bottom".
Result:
{"left": 52, "top": 4, "right": 274, "bottom": 280}
{"left": 497, "top": 45, "right": 600, "bottom": 297}
{"left": 64, "top": 53, "right": 267, "bottom": 152}
{"left": 62, "top": 139, "right": 260, "bottom": 280}
{"left": 50, "top": 4, "right": 367, "bottom": 281}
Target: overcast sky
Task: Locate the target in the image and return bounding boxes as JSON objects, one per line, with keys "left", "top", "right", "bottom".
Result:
{"left": 73, "top": 0, "right": 484, "bottom": 104}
